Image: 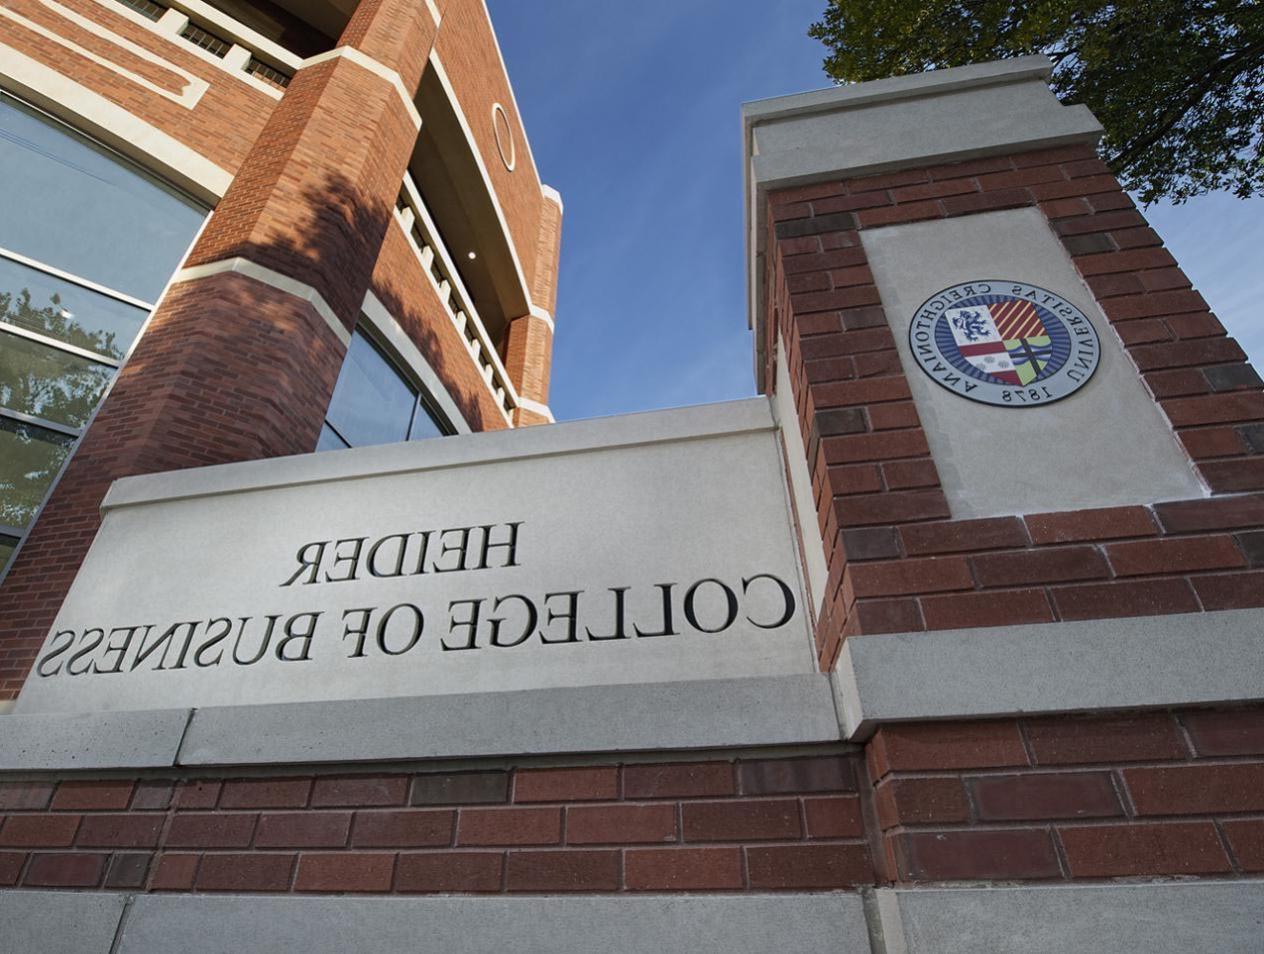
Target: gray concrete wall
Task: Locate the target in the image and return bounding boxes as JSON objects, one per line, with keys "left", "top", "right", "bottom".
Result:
{"left": 835, "top": 609, "right": 1264, "bottom": 738}
{"left": 8, "top": 882, "right": 1263, "bottom": 954}
{"left": 18, "top": 399, "right": 819, "bottom": 715}
{"left": 876, "top": 881, "right": 1264, "bottom": 954}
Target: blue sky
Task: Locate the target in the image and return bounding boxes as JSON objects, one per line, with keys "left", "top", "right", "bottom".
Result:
{"left": 488, "top": 0, "right": 1263, "bottom": 423}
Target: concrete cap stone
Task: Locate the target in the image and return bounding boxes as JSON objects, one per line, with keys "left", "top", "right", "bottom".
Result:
{"left": 741, "top": 55, "right": 1103, "bottom": 388}
{"left": 0, "top": 708, "right": 190, "bottom": 770}
{"left": 835, "top": 609, "right": 1264, "bottom": 739}
{"left": 178, "top": 673, "right": 841, "bottom": 766}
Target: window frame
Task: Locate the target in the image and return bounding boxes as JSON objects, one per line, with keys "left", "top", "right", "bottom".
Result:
{"left": 0, "top": 91, "right": 208, "bottom": 584}
{"left": 321, "top": 321, "right": 457, "bottom": 451}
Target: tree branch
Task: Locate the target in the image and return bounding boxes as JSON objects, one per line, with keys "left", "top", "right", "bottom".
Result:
{"left": 1108, "top": 40, "right": 1264, "bottom": 171}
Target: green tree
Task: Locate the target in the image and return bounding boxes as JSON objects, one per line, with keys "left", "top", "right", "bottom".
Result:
{"left": 809, "top": 1, "right": 1264, "bottom": 204}
{"left": 0, "top": 287, "right": 116, "bottom": 529}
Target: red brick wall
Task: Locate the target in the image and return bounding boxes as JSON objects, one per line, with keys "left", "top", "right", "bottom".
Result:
{"left": 0, "top": 751, "right": 871, "bottom": 894}
{"left": 503, "top": 314, "right": 553, "bottom": 406}
{"left": 868, "top": 705, "right": 1264, "bottom": 882}
{"left": 5, "top": 724, "right": 1259, "bottom": 893}
{"left": 765, "top": 145, "right": 1264, "bottom": 668}
{"left": 0, "top": 275, "right": 346, "bottom": 700}
{"left": 7, "top": 0, "right": 279, "bottom": 176}
{"left": 371, "top": 222, "right": 510, "bottom": 431}
{"left": 0, "top": 0, "right": 562, "bottom": 699}
{"left": 434, "top": 0, "right": 551, "bottom": 296}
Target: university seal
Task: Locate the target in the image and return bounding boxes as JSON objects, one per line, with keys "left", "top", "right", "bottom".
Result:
{"left": 908, "top": 280, "right": 1101, "bottom": 407}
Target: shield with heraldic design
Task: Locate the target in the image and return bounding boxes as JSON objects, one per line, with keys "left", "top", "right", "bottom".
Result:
{"left": 908, "top": 280, "right": 1102, "bottom": 408}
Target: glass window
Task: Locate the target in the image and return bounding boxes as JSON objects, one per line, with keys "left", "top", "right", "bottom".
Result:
{"left": 321, "top": 330, "right": 452, "bottom": 450}
{"left": 0, "top": 95, "right": 205, "bottom": 302}
{"left": 113, "top": 0, "right": 167, "bottom": 22}
{"left": 0, "top": 256, "right": 149, "bottom": 358}
{"left": 0, "top": 334, "right": 113, "bottom": 429}
{"left": 325, "top": 333, "right": 417, "bottom": 447}
{"left": 316, "top": 423, "right": 350, "bottom": 452}
{"left": 0, "top": 534, "right": 17, "bottom": 576}
{"left": 0, "top": 418, "right": 74, "bottom": 529}
{"left": 0, "top": 92, "right": 206, "bottom": 582}
{"left": 408, "top": 400, "right": 445, "bottom": 441}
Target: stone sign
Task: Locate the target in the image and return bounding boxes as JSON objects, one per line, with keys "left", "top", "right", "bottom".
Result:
{"left": 16, "top": 400, "right": 817, "bottom": 714}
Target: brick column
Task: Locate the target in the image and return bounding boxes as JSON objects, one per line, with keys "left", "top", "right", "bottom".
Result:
{"left": 767, "top": 143, "right": 1264, "bottom": 669}
{"left": 504, "top": 312, "right": 554, "bottom": 426}
{"left": 0, "top": 0, "right": 438, "bottom": 699}
{"left": 746, "top": 56, "right": 1264, "bottom": 888}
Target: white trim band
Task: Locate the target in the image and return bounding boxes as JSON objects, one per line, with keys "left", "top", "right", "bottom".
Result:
{"left": 834, "top": 608, "right": 1264, "bottom": 739}
{"left": 301, "top": 47, "right": 422, "bottom": 130}
{"left": 0, "top": 48, "right": 231, "bottom": 202}
{"left": 171, "top": 257, "right": 350, "bottom": 346}
{"left": 516, "top": 395, "right": 554, "bottom": 421}
{"left": 874, "top": 881, "right": 1264, "bottom": 954}
{"left": 540, "top": 183, "right": 564, "bottom": 210}
{"left": 2, "top": 1, "right": 209, "bottom": 108}
{"left": 526, "top": 304, "right": 555, "bottom": 332}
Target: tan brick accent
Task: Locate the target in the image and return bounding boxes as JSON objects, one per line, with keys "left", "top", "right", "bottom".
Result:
{"left": 503, "top": 313, "right": 553, "bottom": 407}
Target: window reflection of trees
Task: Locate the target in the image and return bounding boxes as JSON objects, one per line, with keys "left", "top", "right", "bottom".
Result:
{"left": 1, "top": 286, "right": 124, "bottom": 358}
{"left": 0, "top": 285, "right": 112, "bottom": 530}
{"left": 1, "top": 289, "right": 115, "bottom": 429}
{"left": 0, "top": 419, "right": 72, "bottom": 528}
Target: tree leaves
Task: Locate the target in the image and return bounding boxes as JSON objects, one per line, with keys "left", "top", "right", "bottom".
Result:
{"left": 809, "top": 0, "right": 1264, "bottom": 203}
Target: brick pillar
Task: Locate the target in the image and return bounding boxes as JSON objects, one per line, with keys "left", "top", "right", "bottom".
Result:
{"left": 746, "top": 56, "right": 1264, "bottom": 888}
{"left": 748, "top": 60, "right": 1264, "bottom": 671}
{"left": 505, "top": 187, "right": 562, "bottom": 427}
{"left": 0, "top": 0, "right": 438, "bottom": 699}
{"left": 504, "top": 313, "right": 554, "bottom": 426}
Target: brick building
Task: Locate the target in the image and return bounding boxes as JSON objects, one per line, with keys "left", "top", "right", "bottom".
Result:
{"left": 0, "top": 0, "right": 562, "bottom": 699}
{"left": 0, "top": 7, "right": 1262, "bottom": 954}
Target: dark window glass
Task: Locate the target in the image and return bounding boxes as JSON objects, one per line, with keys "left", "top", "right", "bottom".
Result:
{"left": 0, "top": 95, "right": 205, "bottom": 301}
{"left": 246, "top": 58, "right": 291, "bottom": 89}
{"left": 180, "top": 23, "right": 232, "bottom": 58}
{"left": 316, "top": 423, "right": 350, "bottom": 452}
{"left": 409, "top": 400, "right": 444, "bottom": 441}
{"left": 322, "top": 331, "right": 452, "bottom": 450}
{"left": 0, "top": 257, "right": 148, "bottom": 358}
{"left": 0, "top": 418, "right": 73, "bottom": 529}
{"left": 0, "top": 93, "right": 206, "bottom": 577}
{"left": 113, "top": 0, "right": 167, "bottom": 21}
{"left": 325, "top": 334, "right": 416, "bottom": 447}
{"left": 0, "top": 335, "right": 112, "bottom": 429}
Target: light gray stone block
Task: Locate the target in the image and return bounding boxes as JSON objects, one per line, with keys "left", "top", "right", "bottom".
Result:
{"left": 0, "top": 891, "right": 127, "bottom": 954}
{"left": 741, "top": 56, "right": 1103, "bottom": 390}
{"left": 746, "top": 58, "right": 1100, "bottom": 191}
{"left": 877, "top": 881, "right": 1264, "bottom": 954}
{"left": 836, "top": 609, "right": 1264, "bottom": 738}
{"left": 860, "top": 209, "right": 1202, "bottom": 519}
{"left": 20, "top": 396, "right": 817, "bottom": 717}
{"left": 180, "top": 674, "right": 840, "bottom": 766}
{"left": 117, "top": 893, "right": 870, "bottom": 954}
{"left": 101, "top": 398, "right": 777, "bottom": 510}
{"left": 0, "top": 708, "right": 189, "bottom": 770}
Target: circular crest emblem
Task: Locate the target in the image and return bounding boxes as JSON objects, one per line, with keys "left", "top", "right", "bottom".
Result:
{"left": 908, "top": 280, "right": 1101, "bottom": 408}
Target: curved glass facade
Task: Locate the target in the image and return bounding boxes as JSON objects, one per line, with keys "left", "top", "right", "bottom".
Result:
{"left": 318, "top": 330, "right": 452, "bottom": 450}
{"left": 0, "top": 94, "right": 207, "bottom": 575}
